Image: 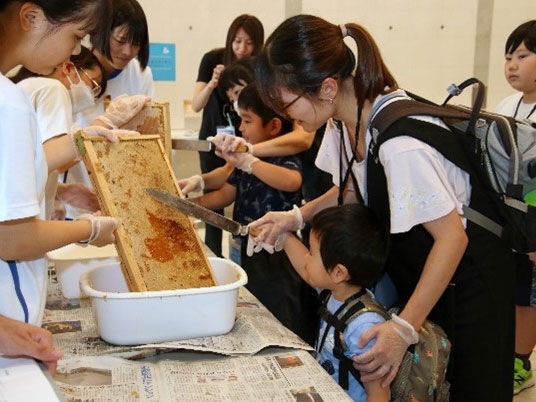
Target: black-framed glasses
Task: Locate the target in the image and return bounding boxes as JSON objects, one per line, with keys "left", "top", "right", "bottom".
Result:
{"left": 79, "top": 67, "right": 102, "bottom": 97}
{"left": 281, "top": 94, "right": 302, "bottom": 111}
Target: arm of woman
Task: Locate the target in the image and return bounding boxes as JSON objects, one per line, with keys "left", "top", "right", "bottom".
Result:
{"left": 250, "top": 161, "right": 302, "bottom": 192}
{"left": 42, "top": 134, "right": 78, "bottom": 173}
{"left": 0, "top": 217, "right": 91, "bottom": 260}
{"left": 192, "top": 64, "right": 224, "bottom": 113}
{"left": 252, "top": 124, "right": 315, "bottom": 157}
{"left": 353, "top": 209, "right": 468, "bottom": 386}
{"left": 203, "top": 163, "right": 235, "bottom": 190}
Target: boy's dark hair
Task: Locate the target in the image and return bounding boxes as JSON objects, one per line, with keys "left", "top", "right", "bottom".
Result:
{"left": 311, "top": 204, "right": 389, "bottom": 288}
{"left": 218, "top": 57, "right": 255, "bottom": 99}
{"left": 237, "top": 84, "right": 293, "bottom": 134}
{"left": 91, "top": 0, "right": 149, "bottom": 69}
{"left": 505, "top": 20, "right": 536, "bottom": 54}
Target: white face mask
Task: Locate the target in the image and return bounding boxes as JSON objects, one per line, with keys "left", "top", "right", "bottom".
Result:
{"left": 233, "top": 100, "right": 241, "bottom": 117}
{"left": 67, "top": 68, "right": 95, "bottom": 114}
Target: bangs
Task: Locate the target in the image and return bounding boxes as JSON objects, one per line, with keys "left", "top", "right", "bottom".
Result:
{"left": 120, "top": 22, "right": 146, "bottom": 47}
{"left": 47, "top": 0, "right": 112, "bottom": 36}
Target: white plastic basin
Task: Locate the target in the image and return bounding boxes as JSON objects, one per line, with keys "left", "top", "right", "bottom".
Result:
{"left": 47, "top": 243, "right": 118, "bottom": 299}
{"left": 80, "top": 257, "right": 248, "bottom": 345}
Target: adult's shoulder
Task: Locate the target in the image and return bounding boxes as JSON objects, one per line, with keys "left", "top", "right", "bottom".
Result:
{"left": 17, "top": 77, "right": 69, "bottom": 101}
{"left": 201, "top": 48, "right": 225, "bottom": 66}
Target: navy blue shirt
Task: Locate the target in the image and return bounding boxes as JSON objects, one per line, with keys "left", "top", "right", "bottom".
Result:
{"left": 227, "top": 155, "right": 302, "bottom": 226}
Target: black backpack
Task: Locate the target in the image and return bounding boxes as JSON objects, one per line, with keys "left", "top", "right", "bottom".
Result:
{"left": 367, "top": 78, "right": 536, "bottom": 253}
{"left": 317, "top": 290, "right": 451, "bottom": 401}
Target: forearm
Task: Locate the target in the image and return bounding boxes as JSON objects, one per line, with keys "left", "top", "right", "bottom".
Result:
{"left": 192, "top": 82, "right": 213, "bottom": 113}
{"left": 300, "top": 185, "right": 339, "bottom": 222}
{"left": 283, "top": 235, "right": 313, "bottom": 285}
{"left": 43, "top": 134, "right": 78, "bottom": 173}
{"left": 398, "top": 213, "right": 468, "bottom": 330}
{"left": 202, "top": 164, "right": 234, "bottom": 190}
{"left": 252, "top": 127, "right": 314, "bottom": 158}
{"left": 250, "top": 161, "right": 302, "bottom": 192}
{"left": 364, "top": 380, "right": 389, "bottom": 401}
{"left": 194, "top": 187, "right": 235, "bottom": 211}
{"left": 0, "top": 218, "right": 91, "bottom": 260}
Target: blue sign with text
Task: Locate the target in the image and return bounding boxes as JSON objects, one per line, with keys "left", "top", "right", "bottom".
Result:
{"left": 148, "top": 43, "right": 176, "bottom": 81}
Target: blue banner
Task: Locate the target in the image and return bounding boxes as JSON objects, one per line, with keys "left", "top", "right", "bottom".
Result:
{"left": 148, "top": 43, "right": 176, "bottom": 81}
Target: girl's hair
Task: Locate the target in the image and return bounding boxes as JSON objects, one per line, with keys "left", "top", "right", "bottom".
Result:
{"left": 91, "top": 0, "right": 149, "bottom": 69}
{"left": 505, "top": 20, "right": 536, "bottom": 54}
{"left": 0, "top": 0, "right": 111, "bottom": 35}
{"left": 11, "top": 46, "right": 108, "bottom": 97}
{"left": 218, "top": 57, "right": 255, "bottom": 99}
{"left": 255, "top": 14, "right": 397, "bottom": 114}
{"left": 223, "top": 14, "right": 264, "bottom": 65}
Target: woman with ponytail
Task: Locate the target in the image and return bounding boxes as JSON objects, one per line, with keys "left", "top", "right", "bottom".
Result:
{"left": 249, "top": 15, "right": 515, "bottom": 401}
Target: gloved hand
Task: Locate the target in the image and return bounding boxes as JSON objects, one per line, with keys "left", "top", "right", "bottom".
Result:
{"left": 220, "top": 150, "right": 259, "bottom": 173}
{"left": 70, "top": 126, "right": 140, "bottom": 159}
{"left": 178, "top": 174, "right": 204, "bottom": 195}
{"left": 75, "top": 213, "right": 121, "bottom": 247}
{"left": 246, "top": 230, "right": 288, "bottom": 256}
{"left": 352, "top": 316, "right": 419, "bottom": 387}
{"left": 95, "top": 95, "right": 151, "bottom": 129}
{"left": 57, "top": 183, "right": 99, "bottom": 212}
{"left": 248, "top": 205, "right": 304, "bottom": 247}
{"left": 207, "top": 133, "right": 253, "bottom": 154}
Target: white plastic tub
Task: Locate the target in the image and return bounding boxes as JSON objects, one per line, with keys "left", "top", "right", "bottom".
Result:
{"left": 47, "top": 243, "right": 118, "bottom": 299}
{"left": 80, "top": 257, "right": 248, "bottom": 345}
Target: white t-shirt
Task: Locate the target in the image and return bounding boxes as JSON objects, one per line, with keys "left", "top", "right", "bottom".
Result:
{"left": 67, "top": 58, "right": 155, "bottom": 215}
{"left": 18, "top": 77, "right": 73, "bottom": 219}
{"left": 316, "top": 90, "right": 472, "bottom": 234}
{"left": 496, "top": 93, "right": 536, "bottom": 122}
{"left": 0, "top": 72, "right": 48, "bottom": 325}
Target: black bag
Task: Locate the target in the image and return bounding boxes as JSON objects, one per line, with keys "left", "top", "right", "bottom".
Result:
{"left": 367, "top": 78, "right": 536, "bottom": 253}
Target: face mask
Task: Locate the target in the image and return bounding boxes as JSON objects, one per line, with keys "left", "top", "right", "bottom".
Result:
{"left": 233, "top": 100, "right": 241, "bottom": 117}
{"left": 67, "top": 68, "right": 95, "bottom": 114}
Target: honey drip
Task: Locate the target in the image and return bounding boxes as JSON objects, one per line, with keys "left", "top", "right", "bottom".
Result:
{"left": 144, "top": 211, "right": 191, "bottom": 262}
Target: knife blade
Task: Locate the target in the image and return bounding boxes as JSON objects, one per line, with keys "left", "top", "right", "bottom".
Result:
{"left": 146, "top": 188, "right": 255, "bottom": 236}
{"left": 171, "top": 139, "right": 249, "bottom": 153}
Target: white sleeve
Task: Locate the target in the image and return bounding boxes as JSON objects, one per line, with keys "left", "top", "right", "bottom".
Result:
{"left": 140, "top": 66, "right": 155, "bottom": 97}
{"left": 33, "top": 84, "right": 73, "bottom": 143}
{"left": 0, "top": 103, "right": 41, "bottom": 221}
{"left": 379, "top": 137, "right": 469, "bottom": 233}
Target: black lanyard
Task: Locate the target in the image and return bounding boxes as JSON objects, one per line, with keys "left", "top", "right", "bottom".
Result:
{"left": 337, "top": 120, "right": 364, "bottom": 205}
{"left": 514, "top": 96, "right": 536, "bottom": 120}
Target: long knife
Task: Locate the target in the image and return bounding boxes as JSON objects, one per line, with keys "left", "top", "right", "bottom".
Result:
{"left": 171, "top": 139, "right": 248, "bottom": 153}
{"left": 146, "top": 188, "right": 258, "bottom": 236}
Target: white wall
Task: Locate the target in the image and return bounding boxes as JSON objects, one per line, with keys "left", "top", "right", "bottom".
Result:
{"left": 138, "top": 0, "right": 535, "bottom": 128}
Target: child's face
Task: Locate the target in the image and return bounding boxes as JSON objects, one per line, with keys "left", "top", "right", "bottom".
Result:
{"left": 505, "top": 42, "right": 536, "bottom": 95}
{"left": 225, "top": 80, "right": 247, "bottom": 103}
{"left": 304, "top": 231, "right": 338, "bottom": 290}
{"left": 238, "top": 109, "right": 273, "bottom": 144}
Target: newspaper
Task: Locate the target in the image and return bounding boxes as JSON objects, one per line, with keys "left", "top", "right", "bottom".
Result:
{"left": 55, "top": 349, "right": 352, "bottom": 401}
{"left": 45, "top": 266, "right": 312, "bottom": 358}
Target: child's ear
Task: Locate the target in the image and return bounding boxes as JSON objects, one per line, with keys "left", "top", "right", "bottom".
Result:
{"left": 330, "top": 263, "right": 351, "bottom": 284}
{"left": 61, "top": 61, "right": 75, "bottom": 77}
{"left": 267, "top": 118, "right": 283, "bottom": 137}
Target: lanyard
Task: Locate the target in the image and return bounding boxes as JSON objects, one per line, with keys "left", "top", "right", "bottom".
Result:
{"left": 514, "top": 96, "right": 536, "bottom": 120}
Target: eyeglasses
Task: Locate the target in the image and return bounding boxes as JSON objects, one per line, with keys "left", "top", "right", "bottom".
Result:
{"left": 79, "top": 67, "right": 102, "bottom": 97}
{"left": 281, "top": 94, "right": 302, "bottom": 111}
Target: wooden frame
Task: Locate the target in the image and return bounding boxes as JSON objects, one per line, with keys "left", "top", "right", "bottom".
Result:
{"left": 79, "top": 134, "right": 214, "bottom": 292}
{"left": 115, "top": 101, "right": 172, "bottom": 159}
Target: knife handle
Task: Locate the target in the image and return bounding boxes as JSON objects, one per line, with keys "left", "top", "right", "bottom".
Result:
{"left": 234, "top": 144, "right": 249, "bottom": 153}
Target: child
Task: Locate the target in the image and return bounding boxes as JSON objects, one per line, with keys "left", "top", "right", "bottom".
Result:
{"left": 193, "top": 84, "right": 317, "bottom": 343}
{"left": 283, "top": 203, "right": 390, "bottom": 401}
{"left": 495, "top": 19, "right": 536, "bottom": 395}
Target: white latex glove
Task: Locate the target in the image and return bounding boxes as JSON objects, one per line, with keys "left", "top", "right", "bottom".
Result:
{"left": 70, "top": 126, "right": 140, "bottom": 159}
{"left": 96, "top": 95, "right": 151, "bottom": 129}
{"left": 220, "top": 150, "right": 259, "bottom": 173}
{"left": 75, "top": 213, "right": 121, "bottom": 247}
{"left": 246, "top": 231, "right": 288, "bottom": 257}
{"left": 352, "top": 317, "right": 418, "bottom": 387}
{"left": 248, "top": 205, "right": 304, "bottom": 247}
{"left": 207, "top": 133, "right": 253, "bottom": 154}
{"left": 178, "top": 174, "right": 204, "bottom": 195}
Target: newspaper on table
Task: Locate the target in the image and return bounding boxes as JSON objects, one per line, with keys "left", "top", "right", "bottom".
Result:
{"left": 55, "top": 349, "right": 352, "bottom": 402}
{"left": 45, "top": 266, "right": 312, "bottom": 358}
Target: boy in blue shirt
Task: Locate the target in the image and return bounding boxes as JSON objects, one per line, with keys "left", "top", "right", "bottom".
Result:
{"left": 283, "top": 203, "right": 390, "bottom": 401}
{"left": 194, "top": 84, "right": 317, "bottom": 343}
